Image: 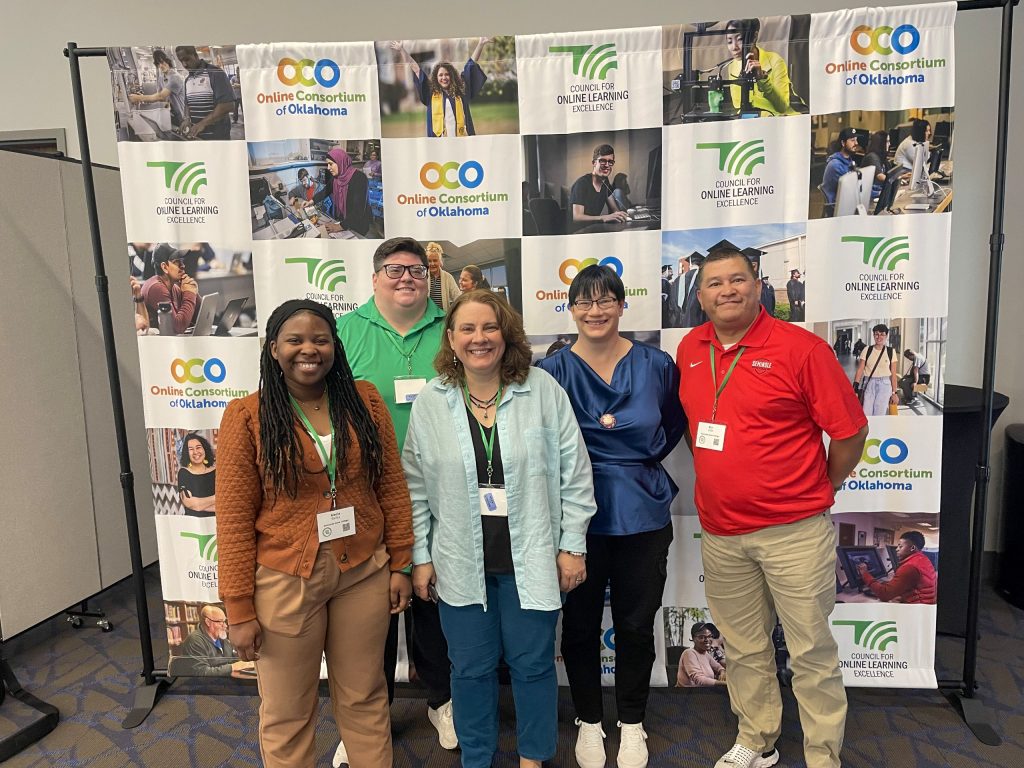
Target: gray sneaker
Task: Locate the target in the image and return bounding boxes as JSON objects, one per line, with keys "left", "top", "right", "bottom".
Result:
{"left": 713, "top": 744, "right": 779, "bottom": 768}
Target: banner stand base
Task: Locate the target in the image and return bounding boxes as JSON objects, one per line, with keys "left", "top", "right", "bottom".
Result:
{"left": 948, "top": 691, "right": 1001, "bottom": 746}
{"left": 121, "top": 676, "right": 171, "bottom": 729}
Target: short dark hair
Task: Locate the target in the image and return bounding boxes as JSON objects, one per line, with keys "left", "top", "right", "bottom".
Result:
{"left": 704, "top": 622, "right": 721, "bottom": 639}
{"left": 726, "top": 18, "right": 761, "bottom": 43}
{"left": 152, "top": 49, "right": 172, "bottom": 68}
{"left": 174, "top": 45, "right": 198, "bottom": 59}
{"left": 435, "top": 291, "right": 532, "bottom": 386}
{"left": 872, "top": 323, "right": 889, "bottom": 335}
{"left": 568, "top": 264, "right": 625, "bottom": 305}
{"left": 690, "top": 621, "right": 710, "bottom": 640}
{"left": 297, "top": 168, "right": 309, "bottom": 180}
{"left": 910, "top": 118, "right": 930, "bottom": 143}
{"left": 903, "top": 349, "right": 915, "bottom": 359}
{"left": 372, "top": 237, "right": 427, "bottom": 272}
{"left": 592, "top": 144, "right": 615, "bottom": 162}
{"left": 901, "top": 531, "right": 925, "bottom": 550}
{"left": 696, "top": 247, "right": 758, "bottom": 288}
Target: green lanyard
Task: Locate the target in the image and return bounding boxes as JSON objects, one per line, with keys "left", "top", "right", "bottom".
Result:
{"left": 463, "top": 383, "right": 503, "bottom": 485}
{"left": 289, "top": 394, "right": 337, "bottom": 503}
{"left": 386, "top": 330, "right": 424, "bottom": 376}
{"left": 709, "top": 345, "right": 745, "bottom": 422}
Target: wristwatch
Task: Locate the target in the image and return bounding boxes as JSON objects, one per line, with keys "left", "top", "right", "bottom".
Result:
{"left": 561, "top": 550, "right": 586, "bottom": 558}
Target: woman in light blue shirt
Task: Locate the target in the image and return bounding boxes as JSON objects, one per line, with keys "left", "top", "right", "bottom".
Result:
{"left": 403, "top": 290, "right": 596, "bottom": 768}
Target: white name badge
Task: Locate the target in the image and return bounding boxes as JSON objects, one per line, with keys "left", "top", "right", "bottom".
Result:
{"left": 317, "top": 506, "right": 356, "bottom": 543}
{"left": 696, "top": 422, "right": 727, "bottom": 452}
{"left": 394, "top": 377, "right": 427, "bottom": 404}
{"left": 478, "top": 486, "right": 508, "bottom": 517}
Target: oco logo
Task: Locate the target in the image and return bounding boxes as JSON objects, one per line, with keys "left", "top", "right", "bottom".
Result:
{"left": 277, "top": 57, "right": 341, "bottom": 87}
{"left": 146, "top": 161, "right": 208, "bottom": 196}
{"left": 833, "top": 619, "right": 898, "bottom": 651}
{"left": 696, "top": 140, "right": 766, "bottom": 176}
{"left": 419, "top": 160, "right": 484, "bottom": 190}
{"left": 841, "top": 235, "right": 910, "bottom": 272}
{"left": 286, "top": 256, "right": 347, "bottom": 291}
{"left": 602, "top": 626, "right": 616, "bottom": 650}
{"left": 180, "top": 532, "right": 218, "bottom": 561}
{"left": 558, "top": 256, "right": 623, "bottom": 285}
{"left": 548, "top": 43, "right": 619, "bottom": 81}
{"left": 862, "top": 437, "right": 909, "bottom": 465}
{"left": 171, "top": 357, "right": 226, "bottom": 384}
{"left": 850, "top": 24, "right": 920, "bottom": 55}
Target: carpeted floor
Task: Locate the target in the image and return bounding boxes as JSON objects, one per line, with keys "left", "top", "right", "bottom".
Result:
{"left": 2, "top": 566, "right": 1023, "bottom": 767}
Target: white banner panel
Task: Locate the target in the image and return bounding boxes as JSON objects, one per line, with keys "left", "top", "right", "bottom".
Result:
{"left": 237, "top": 42, "right": 382, "bottom": 141}
{"left": 833, "top": 415, "right": 942, "bottom": 513}
{"left": 809, "top": 2, "right": 956, "bottom": 113}
{"left": 138, "top": 335, "right": 260, "bottom": 429}
{"left": 516, "top": 27, "right": 663, "bottom": 134}
{"left": 251, "top": 239, "right": 377, "bottom": 330}
{"left": 117, "top": 141, "right": 251, "bottom": 244}
{"left": 831, "top": 602, "right": 937, "bottom": 688}
{"left": 520, "top": 231, "right": 661, "bottom": 335}
{"left": 663, "top": 515, "right": 707, "bottom": 607}
{"left": 805, "top": 214, "right": 950, "bottom": 322}
{"left": 663, "top": 116, "right": 811, "bottom": 230}
{"left": 155, "top": 514, "right": 220, "bottom": 602}
{"left": 380, "top": 135, "right": 522, "bottom": 241}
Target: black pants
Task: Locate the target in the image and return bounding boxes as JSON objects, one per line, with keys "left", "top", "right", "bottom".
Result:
{"left": 561, "top": 524, "right": 673, "bottom": 724}
{"left": 383, "top": 594, "right": 452, "bottom": 709}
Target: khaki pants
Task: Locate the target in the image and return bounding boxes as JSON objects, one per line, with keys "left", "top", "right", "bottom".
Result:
{"left": 254, "top": 543, "right": 392, "bottom": 768}
{"left": 701, "top": 512, "right": 846, "bottom": 768}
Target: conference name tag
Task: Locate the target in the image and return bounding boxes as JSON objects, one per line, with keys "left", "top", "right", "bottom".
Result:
{"left": 696, "top": 422, "right": 727, "bottom": 452}
{"left": 478, "top": 486, "right": 508, "bottom": 517}
{"left": 394, "top": 377, "right": 427, "bottom": 404}
{"left": 317, "top": 506, "right": 356, "bottom": 543}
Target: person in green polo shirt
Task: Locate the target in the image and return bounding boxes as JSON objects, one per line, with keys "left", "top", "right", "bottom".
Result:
{"left": 333, "top": 237, "right": 455, "bottom": 764}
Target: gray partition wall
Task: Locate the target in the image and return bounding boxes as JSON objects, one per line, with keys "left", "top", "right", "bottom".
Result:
{"left": 0, "top": 149, "right": 156, "bottom": 639}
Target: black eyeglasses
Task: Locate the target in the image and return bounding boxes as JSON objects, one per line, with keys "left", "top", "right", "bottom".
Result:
{"left": 572, "top": 297, "right": 619, "bottom": 311}
{"left": 596, "top": 158, "right": 615, "bottom": 167}
{"left": 380, "top": 264, "right": 428, "bottom": 280}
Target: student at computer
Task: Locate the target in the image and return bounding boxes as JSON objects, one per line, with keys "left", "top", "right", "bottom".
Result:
{"left": 723, "top": 19, "right": 799, "bottom": 117}
{"left": 894, "top": 119, "right": 931, "bottom": 171}
{"left": 856, "top": 531, "right": 936, "bottom": 604}
{"left": 820, "top": 127, "right": 861, "bottom": 217}
{"left": 569, "top": 144, "right": 629, "bottom": 231}
{"left": 140, "top": 248, "right": 198, "bottom": 334}
{"left": 310, "top": 148, "right": 371, "bottom": 236}
{"left": 127, "top": 49, "right": 186, "bottom": 128}
{"left": 862, "top": 131, "right": 892, "bottom": 197}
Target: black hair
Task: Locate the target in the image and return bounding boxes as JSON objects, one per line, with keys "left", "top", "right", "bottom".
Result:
{"left": 695, "top": 247, "right": 758, "bottom": 288}
{"left": 153, "top": 49, "right": 172, "bottom": 68}
{"left": 568, "top": 264, "right": 625, "bottom": 305}
{"left": 910, "top": 118, "right": 930, "bottom": 143}
{"left": 258, "top": 300, "right": 383, "bottom": 498}
{"left": 903, "top": 348, "right": 915, "bottom": 359}
{"left": 179, "top": 432, "right": 215, "bottom": 468}
{"left": 690, "top": 621, "right": 709, "bottom": 640}
{"left": 174, "top": 45, "right": 199, "bottom": 59}
{"left": 611, "top": 173, "right": 630, "bottom": 193}
{"left": 592, "top": 144, "right": 615, "bottom": 163}
{"left": 872, "top": 323, "right": 889, "bottom": 334}
{"left": 372, "top": 236, "right": 427, "bottom": 272}
{"left": 726, "top": 18, "right": 761, "bottom": 44}
{"left": 704, "top": 622, "right": 721, "bottom": 639}
{"left": 901, "top": 530, "right": 926, "bottom": 550}
{"left": 297, "top": 168, "right": 309, "bottom": 180}
{"left": 866, "top": 130, "right": 888, "bottom": 158}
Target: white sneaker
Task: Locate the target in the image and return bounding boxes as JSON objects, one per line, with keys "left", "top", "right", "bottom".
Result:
{"left": 616, "top": 721, "right": 648, "bottom": 768}
{"left": 574, "top": 718, "right": 607, "bottom": 768}
{"left": 331, "top": 739, "right": 348, "bottom": 768}
{"left": 713, "top": 744, "right": 780, "bottom": 768}
{"left": 427, "top": 700, "right": 458, "bottom": 750}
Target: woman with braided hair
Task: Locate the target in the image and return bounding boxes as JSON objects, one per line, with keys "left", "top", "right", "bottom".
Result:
{"left": 216, "top": 299, "right": 414, "bottom": 768}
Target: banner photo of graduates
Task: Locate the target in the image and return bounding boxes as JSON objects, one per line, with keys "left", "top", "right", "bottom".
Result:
{"left": 108, "top": 1, "right": 954, "bottom": 688}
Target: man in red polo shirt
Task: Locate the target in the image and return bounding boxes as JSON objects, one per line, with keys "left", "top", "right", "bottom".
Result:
{"left": 675, "top": 248, "right": 867, "bottom": 768}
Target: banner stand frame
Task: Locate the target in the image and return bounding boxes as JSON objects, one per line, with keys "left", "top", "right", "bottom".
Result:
{"left": 60, "top": 0, "right": 1016, "bottom": 737}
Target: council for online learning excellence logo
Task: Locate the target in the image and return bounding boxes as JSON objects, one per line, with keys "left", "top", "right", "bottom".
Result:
{"left": 840, "top": 235, "right": 920, "bottom": 303}
{"left": 694, "top": 141, "right": 774, "bottom": 209}
{"left": 146, "top": 161, "right": 218, "bottom": 225}
{"left": 833, "top": 620, "right": 907, "bottom": 679}
{"left": 395, "top": 160, "right": 509, "bottom": 220}
{"left": 549, "top": 43, "right": 628, "bottom": 113}
{"left": 254, "top": 55, "right": 367, "bottom": 118}
{"left": 284, "top": 256, "right": 360, "bottom": 314}
{"left": 180, "top": 531, "right": 218, "bottom": 561}
{"left": 824, "top": 22, "right": 947, "bottom": 87}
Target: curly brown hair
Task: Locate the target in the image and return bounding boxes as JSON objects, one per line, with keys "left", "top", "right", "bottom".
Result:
{"left": 435, "top": 290, "right": 531, "bottom": 386}
{"left": 429, "top": 62, "right": 465, "bottom": 99}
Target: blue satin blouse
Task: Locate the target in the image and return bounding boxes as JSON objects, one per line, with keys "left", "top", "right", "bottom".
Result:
{"left": 537, "top": 341, "right": 685, "bottom": 535}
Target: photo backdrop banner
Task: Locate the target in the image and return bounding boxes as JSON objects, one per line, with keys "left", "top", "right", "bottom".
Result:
{"left": 108, "top": 1, "right": 954, "bottom": 688}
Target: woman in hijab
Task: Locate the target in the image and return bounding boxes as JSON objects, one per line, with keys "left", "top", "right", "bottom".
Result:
{"left": 312, "top": 147, "right": 371, "bottom": 236}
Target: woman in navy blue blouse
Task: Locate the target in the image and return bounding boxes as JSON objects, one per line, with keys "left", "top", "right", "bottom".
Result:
{"left": 537, "top": 264, "right": 684, "bottom": 768}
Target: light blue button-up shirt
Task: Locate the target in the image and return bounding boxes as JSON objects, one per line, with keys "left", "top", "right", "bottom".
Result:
{"left": 402, "top": 367, "right": 596, "bottom": 611}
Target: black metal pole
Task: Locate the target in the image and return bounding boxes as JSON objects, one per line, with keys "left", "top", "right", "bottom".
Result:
{"left": 964, "top": 0, "right": 1014, "bottom": 697}
{"left": 64, "top": 42, "right": 156, "bottom": 686}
